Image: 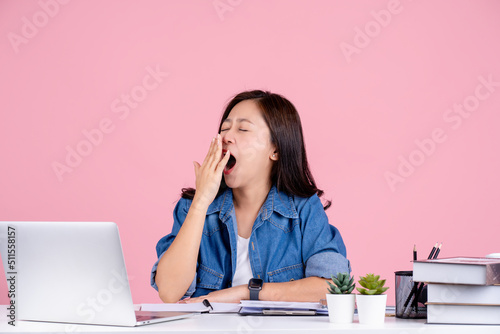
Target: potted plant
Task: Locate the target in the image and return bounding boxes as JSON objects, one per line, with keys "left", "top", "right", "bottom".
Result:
{"left": 325, "top": 272, "right": 356, "bottom": 323}
{"left": 355, "top": 273, "right": 389, "bottom": 324}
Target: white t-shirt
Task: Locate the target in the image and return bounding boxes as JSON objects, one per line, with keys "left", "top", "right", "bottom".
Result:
{"left": 231, "top": 211, "right": 253, "bottom": 287}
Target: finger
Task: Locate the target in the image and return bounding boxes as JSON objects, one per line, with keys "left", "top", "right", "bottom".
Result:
{"left": 215, "top": 149, "right": 230, "bottom": 174}
{"left": 209, "top": 134, "right": 223, "bottom": 169}
{"left": 185, "top": 296, "right": 205, "bottom": 303}
{"left": 201, "top": 137, "right": 216, "bottom": 166}
{"left": 206, "top": 134, "right": 221, "bottom": 168}
{"left": 193, "top": 161, "right": 200, "bottom": 176}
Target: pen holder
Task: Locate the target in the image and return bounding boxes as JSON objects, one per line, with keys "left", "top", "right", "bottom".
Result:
{"left": 394, "top": 270, "right": 427, "bottom": 319}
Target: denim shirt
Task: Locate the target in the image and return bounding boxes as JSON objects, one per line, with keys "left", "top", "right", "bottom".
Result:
{"left": 151, "top": 185, "right": 350, "bottom": 299}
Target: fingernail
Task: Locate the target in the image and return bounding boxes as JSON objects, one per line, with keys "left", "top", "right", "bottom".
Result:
{"left": 212, "top": 137, "right": 215, "bottom": 142}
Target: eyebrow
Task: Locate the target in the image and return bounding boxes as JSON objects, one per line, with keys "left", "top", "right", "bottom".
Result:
{"left": 222, "top": 118, "right": 254, "bottom": 125}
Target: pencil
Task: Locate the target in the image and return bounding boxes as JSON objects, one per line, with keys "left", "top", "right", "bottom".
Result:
{"left": 433, "top": 243, "right": 442, "bottom": 259}
{"left": 402, "top": 245, "right": 419, "bottom": 313}
{"left": 428, "top": 242, "right": 438, "bottom": 259}
{"left": 412, "top": 242, "right": 440, "bottom": 311}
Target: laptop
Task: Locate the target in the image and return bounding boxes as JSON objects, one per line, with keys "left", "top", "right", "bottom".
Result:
{"left": 0, "top": 221, "right": 193, "bottom": 326}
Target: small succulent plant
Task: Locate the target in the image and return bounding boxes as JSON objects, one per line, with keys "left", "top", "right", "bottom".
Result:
{"left": 356, "top": 273, "right": 389, "bottom": 295}
{"left": 326, "top": 272, "right": 355, "bottom": 294}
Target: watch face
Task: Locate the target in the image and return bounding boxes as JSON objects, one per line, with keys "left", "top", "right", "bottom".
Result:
{"left": 248, "top": 278, "right": 263, "bottom": 289}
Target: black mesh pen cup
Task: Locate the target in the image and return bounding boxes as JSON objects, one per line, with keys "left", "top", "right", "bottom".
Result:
{"left": 395, "top": 271, "right": 427, "bottom": 319}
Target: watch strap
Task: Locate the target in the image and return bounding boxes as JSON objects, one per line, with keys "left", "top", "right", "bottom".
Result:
{"left": 249, "top": 287, "right": 260, "bottom": 300}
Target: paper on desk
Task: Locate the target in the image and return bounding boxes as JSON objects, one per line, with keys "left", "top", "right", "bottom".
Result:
{"left": 239, "top": 300, "right": 326, "bottom": 310}
{"left": 141, "top": 302, "right": 241, "bottom": 313}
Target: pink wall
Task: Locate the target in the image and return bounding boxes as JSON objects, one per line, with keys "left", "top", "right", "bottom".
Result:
{"left": 1, "top": 0, "right": 500, "bottom": 305}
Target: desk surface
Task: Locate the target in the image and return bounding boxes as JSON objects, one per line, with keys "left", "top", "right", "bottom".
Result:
{"left": 2, "top": 308, "right": 500, "bottom": 334}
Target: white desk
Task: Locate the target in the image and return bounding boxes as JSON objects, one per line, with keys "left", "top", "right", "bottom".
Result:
{"left": 2, "top": 308, "right": 500, "bottom": 333}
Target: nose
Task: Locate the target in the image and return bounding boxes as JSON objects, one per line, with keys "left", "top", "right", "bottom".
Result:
{"left": 221, "top": 127, "right": 235, "bottom": 144}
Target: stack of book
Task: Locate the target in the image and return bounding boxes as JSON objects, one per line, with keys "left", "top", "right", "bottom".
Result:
{"left": 413, "top": 257, "right": 500, "bottom": 325}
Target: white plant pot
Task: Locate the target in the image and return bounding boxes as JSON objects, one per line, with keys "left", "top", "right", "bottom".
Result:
{"left": 356, "top": 294, "right": 387, "bottom": 324}
{"left": 326, "top": 294, "right": 356, "bottom": 323}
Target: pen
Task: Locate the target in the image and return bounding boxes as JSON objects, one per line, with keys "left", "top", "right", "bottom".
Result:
{"left": 413, "top": 244, "right": 417, "bottom": 261}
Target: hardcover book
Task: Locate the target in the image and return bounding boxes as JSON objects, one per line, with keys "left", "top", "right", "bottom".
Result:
{"left": 413, "top": 257, "right": 500, "bottom": 285}
{"left": 427, "top": 303, "right": 500, "bottom": 325}
{"left": 427, "top": 283, "right": 500, "bottom": 304}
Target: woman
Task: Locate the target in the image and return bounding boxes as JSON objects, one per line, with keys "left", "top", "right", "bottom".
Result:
{"left": 151, "top": 90, "right": 350, "bottom": 303}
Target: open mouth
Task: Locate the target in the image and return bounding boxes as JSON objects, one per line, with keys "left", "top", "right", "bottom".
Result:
{"left": 224, "top": 154, "right": 237, "bottom": 175}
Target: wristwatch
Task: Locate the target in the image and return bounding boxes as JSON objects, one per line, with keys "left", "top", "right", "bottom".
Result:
{"left": 248, "top": 278, "right": 263, "bottom": 300}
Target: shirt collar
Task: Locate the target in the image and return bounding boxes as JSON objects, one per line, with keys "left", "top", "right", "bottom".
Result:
{"left": 206, "top": 185, "right": 298, "bottom": 222}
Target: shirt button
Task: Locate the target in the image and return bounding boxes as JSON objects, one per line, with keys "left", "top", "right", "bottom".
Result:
{"left": 197, "top": 277, "right": 201, "bottom": 283}
{"left": 290, "top": 278, "right": 295, "bottom": 281}
{"left": 229, "top": 280, "right": 232, "bottom": 287}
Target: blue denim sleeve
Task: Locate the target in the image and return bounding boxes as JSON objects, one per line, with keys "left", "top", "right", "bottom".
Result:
{"left": 298, "top": 195, "right": 351, "bottom": 278}
{"left": 150, "top": 198, "right": 197, "bottom": 299}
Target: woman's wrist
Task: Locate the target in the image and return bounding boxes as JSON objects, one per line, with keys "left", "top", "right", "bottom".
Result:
{"left": 241, "top": 284, "right": 251, "bottom": 300}
{"left": 190, "top": 195, "right": 211, "bottom": 213}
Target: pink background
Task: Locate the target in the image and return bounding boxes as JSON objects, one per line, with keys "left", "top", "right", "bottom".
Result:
{"left": 1, "top": 0, "right": 500, "bottom": 305}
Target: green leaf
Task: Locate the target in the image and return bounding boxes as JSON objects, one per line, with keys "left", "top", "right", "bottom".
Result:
{"left": 348, "top": 277, "right": 354, "bottom": 287}
{"left": 326, "top": 280, "right": 336, "bottom": 294}
{"left": 332, "top": 277, "right": 342, "bottom": 287}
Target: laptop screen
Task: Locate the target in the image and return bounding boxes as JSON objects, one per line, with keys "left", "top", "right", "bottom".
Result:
{"left": 0, "top": 221, "right": 138, "bottom": 326}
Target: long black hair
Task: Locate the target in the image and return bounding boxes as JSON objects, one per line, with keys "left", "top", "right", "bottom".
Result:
{"left": 181, "top": 90, "right": 331, "bottom": 210}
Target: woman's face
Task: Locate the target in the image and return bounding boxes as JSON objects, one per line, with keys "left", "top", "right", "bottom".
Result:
{"left": 220, "top": 99, "right": 277, "bottom": 190}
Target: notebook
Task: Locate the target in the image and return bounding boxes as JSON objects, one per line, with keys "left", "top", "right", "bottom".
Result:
{"left": 0, "top": 221, "right": 193, "bottom": 326}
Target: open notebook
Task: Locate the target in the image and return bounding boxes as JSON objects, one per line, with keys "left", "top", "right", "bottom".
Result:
{"left": 142, "top": 300, "right": 327, "bottom": 316}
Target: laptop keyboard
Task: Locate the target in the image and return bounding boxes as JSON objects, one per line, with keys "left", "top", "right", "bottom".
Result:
{"left": 135, "top": 315, "right": 151, "bottom": 322}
